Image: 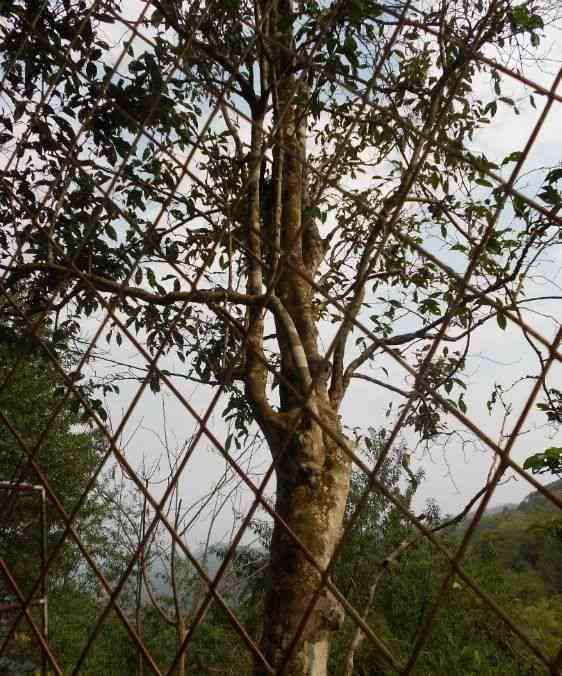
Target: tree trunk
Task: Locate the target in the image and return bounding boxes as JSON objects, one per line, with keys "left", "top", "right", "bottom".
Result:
{"left": 176, "top": 615, "right": 187, "bottom": 676}
{"left": 256, "top": 406, "right": 351, "bottom": 676}
{"left": 247, "top": 7, "right": 353, "bottom": 670}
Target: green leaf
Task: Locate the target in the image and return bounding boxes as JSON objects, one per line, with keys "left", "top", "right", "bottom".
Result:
{"left": 538, "top": 185, "right": 561, "bottom": 206}
{"left": 496, "top": 311, "right": 507, "bottom": 330}
{"left": 149, "top": 369, "right": 160, "bottom": 393}
{"left": 105, "top": 224, "right": 117, "bottom": 241}
{"left": 150, "top": 8, "right": 164, "bottom": 26}
{"left": 546, "top": 168, "right": 562, "bottom": 184}
{"left": 146, "top": 267, "right": 157, "bottom": 288}
{"left": 86, "top": 61, "right": 97, "bottom": 80}
{"left": 113, "top": 137, "right": 131, "bottom": 159}
{"left": 502, "top": 151, "right": 523, "bottom": 166}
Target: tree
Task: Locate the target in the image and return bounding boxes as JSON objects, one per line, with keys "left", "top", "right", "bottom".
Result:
{"left": 231, "top": 444, "right": 562, "bottom": 676}
{"left": 0, "top": 319, "right": 109, "bottom": 672}
{"left": 1, "top": 1, "right": 561, "bottom": 673}
{"left": 332, "top": 429, "right": 424, "bottom": 676}
{"left": 0, "top": 320, "right": 107, "bottom": 585}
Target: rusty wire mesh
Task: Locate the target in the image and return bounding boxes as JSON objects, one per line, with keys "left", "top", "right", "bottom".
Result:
{"left": 0, "top": 0, "right": 562, "bottom": 674}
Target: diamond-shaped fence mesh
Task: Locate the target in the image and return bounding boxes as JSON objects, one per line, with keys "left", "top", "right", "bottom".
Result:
{"left": 0, "top": 482, "right": 47, "bottom": 675}
{"left": 0, "top": 0, "right": 562, "bottom": 674}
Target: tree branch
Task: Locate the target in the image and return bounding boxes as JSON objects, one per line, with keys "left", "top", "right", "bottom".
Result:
{"left": 343, "top": 314, "right": 450, "bottom": 388}
{"left": 269, "top": 294, "right": 312, "bottom": 391}
{"left": 351, "top": 373, "right": 412, "bottom": 399}
{"left": 3, "top": 263, "right": 264, "bottom": 307}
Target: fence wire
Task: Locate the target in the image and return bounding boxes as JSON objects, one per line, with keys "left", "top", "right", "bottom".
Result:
{"left": 0, "top": 0, "right": 561, "bottom": 674}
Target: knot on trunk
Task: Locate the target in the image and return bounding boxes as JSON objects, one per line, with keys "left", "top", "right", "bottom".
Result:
{"left": 304, "top": 589, "right": 345, "bottom": 641}
{"left": 295, "top": 421, "right": 325, "bottom": 489}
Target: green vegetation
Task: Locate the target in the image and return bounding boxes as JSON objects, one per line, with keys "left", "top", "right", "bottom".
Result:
{"left": 1, "top": 395, "right": 561, "bottom": 674}
{"left": 525, "top": 447, "right": 562, "bottom": 477}
{"left": 352, "top": 479, "right": 562, "bottom": 676}
{"left": 0, "top": 321, "right": 109, "bottom": 673}
{"left": 331, "top": 441, "right": 562, "bottom": 675}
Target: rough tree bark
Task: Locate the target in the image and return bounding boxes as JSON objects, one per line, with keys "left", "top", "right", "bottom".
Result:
{"left": 243, "top": 6, "right": 353, "bottom": 673}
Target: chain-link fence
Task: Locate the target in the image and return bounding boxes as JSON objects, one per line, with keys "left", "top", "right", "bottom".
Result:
{"left": 0, "top": 0, "right": 561, "bottom": 674}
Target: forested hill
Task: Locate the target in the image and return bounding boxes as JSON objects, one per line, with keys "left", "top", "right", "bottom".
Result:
{"left": 332, "top": 479, "right": 562, "bottom": 675}
{"left": 518, "top": 477, "right": 562, "bottom": 513}
{"left": 468, "top": 478, "right": 562, "bottom": 595}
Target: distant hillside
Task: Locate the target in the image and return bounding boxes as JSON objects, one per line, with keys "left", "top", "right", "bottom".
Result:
{"left": 517, "top": 477, "right": 562, "bottom": 513}
{"left": 465, "top": 477, "right": 562, "bottom": 598}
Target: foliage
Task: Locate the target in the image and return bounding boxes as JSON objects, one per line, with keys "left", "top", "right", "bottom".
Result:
{"left": 329, "top": 429, "right": 425, "bottom": 673}
{"left": 1, "top": 0, "right": 560, "bottom": 439}
{"left": 524, "top": 447, "right": 562, "bottom": 476}
{"left": 47, "top": 585, "right": 137, "bottom": 675}
{"left": 0, "top": 321, "right": 109, "bottom": 586}
{"left": 0, "top": 321, "right": 112, "bottom": 672}
{"left": 179, "top": 438, "right": 562, "bottom": 675}
{"left": 329, "top": 466, "right": 562, "bottom": 675}
{"left": 21, "top": 436, "right": 560, "bottom": 675}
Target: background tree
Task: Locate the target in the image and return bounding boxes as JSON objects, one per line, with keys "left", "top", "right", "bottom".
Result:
{"left": 0, "top": 317, "right": 109, "bottom": 672}
{"left": 335, "top": 475, "right": 562, "bottom": 675}
{"left": 1, "top": 1, "right": 562, "bottom": 674}
{"left": 0, "top": 319, "right": 108, "bottom": 584}
{"left": 331, "top": 428, "right": 424, "bottom": 675}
